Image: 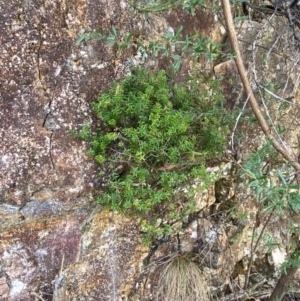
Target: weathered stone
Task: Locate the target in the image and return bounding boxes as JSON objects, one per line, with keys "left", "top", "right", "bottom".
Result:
{"left": 0, "top": 217, "right": 81, "bottom": 300}
{"left": 0, "top": 0, "right": 154, "bottom": 297}
{"left": 2, "top": 0, "right": 300, "bottom": 298}
{"left": 214, "top": 59, "right": 243, "bottom": 110}
{"left": 64, "top": 210, "right": 149, "bottom": 301}
{"left": 0, "top": 275, "right": 10, "bottom": 299}
{"left": 194, "top": 184, "right": 216, "bottom": 212}
{"left": 0, "top": 204, "right": 21, "bottom": 223}
{"left": 0, "top": 0, "right": 231, "bottom": 297}
{"left": 20, "top": 199, "right": 63, "bottom": 219}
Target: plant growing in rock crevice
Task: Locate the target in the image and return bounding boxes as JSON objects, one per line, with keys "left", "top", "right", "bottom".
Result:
{"left": 240, "top": 140, "right": 300, "bottom": 292}
{"left": 76, "top": 24, "right": 220, "bottom": 71}
{"left": 71, "top": 67, "right": 232, "bottom": 242}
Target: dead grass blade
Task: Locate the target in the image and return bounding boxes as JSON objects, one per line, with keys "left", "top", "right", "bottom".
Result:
{"left": 156, "top": 256, "right": 209, "bottom": 301}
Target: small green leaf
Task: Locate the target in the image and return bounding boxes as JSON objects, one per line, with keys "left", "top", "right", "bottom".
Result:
{"left": 95, "top": 155, "right": 105, "bottom": 164}
{"left": 75, "top": 34, "right": 87, "bottom": 45}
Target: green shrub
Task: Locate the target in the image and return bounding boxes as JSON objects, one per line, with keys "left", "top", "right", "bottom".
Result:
{"left": 72, "top": 67, "right": 232, "bottom": 242}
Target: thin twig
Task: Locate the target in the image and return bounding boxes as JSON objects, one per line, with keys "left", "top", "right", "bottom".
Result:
{"left": 31, "top": 292, "right": 46, "bottom": 301}
{"left": 59, "top": 254, "right": 64, "bottom": 276}
{"left": 230, "top": 92, "right": 250, "bottom": 155}
{"left": 257, "top": 84, "right": 299, "bottom": 107}
{"left": 259, "top": 90, "right": 291, "bottom": 154}
{"left": 220, "top": 279, "right": 267, "bottom": 301}
{"left": 244, "top": 207, "right": 275, "bottom": 289}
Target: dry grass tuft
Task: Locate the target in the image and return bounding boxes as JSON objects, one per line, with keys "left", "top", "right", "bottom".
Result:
{"left": 156, "top": 256, "right": 209, "bottom": 301}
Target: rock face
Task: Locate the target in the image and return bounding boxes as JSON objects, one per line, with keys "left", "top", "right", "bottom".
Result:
{"left": 63, "top": 211, "right": 149, "bottom": 301}
{"left": 0, "top": 0, "right": 225, "bottom": 300}
{"left": 0, "top": 0, "right": 119, "bottom": 200}
{"left": 0, "top": 0, "right": 222, "bottom": 204}
{"left": 1, "top": 0, "right": 300, "bottom": 299}
{"left": 0, "top": 0, "right": 152, "bottom": 299}
{"left": 1, "top": 216, "right": 82, "bottom": 300}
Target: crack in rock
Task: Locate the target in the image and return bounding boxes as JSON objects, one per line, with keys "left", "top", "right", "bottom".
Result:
{"left": 45, "top": 133, "right": 55, "bottom": 170}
